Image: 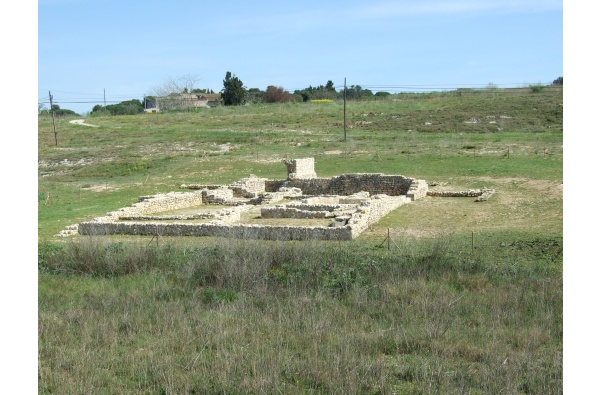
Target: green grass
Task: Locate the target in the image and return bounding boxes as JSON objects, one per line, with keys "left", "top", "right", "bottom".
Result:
{"left": 38, "top": 88, "right": 562, "bottom": 393}
{"left": 39, "top": 237, "right": 562, "bottom": 394}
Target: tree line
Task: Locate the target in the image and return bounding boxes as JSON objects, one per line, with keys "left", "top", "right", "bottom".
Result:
{"left": 40, "top": 73, "right": 564, "bottom": 115}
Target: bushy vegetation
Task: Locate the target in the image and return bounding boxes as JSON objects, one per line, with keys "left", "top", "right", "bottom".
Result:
{"left": 39, "top": 235, "right": 561, "bottom": 394}
{"left": 38, "top": 87, "right": 562, "bottom": 393}
{"left": 264, "top": 85, "right": 296, "bottom": 103}
{"left": 91, "top": 99, "right": 144, "bottom": 116}
{"left": 39, "top": 104, "right": 80, "bottom": 117}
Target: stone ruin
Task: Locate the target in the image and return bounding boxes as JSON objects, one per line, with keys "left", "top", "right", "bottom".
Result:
{"left": 58, "top": 158, "right": 494, "bottom": 241}
{"left": 284, "top": 157, "right": 318, "bottom": 179}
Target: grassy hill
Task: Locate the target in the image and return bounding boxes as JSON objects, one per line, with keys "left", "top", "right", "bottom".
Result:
{"left": 38, "top": 87, "right": 563, "bottom": 394}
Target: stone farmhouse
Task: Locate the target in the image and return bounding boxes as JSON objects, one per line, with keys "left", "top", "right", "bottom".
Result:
{"left": 152, "top": 93, "right": 222, "bottom": 112}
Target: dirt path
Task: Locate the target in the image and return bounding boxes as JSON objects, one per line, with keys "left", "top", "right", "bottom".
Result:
{"left": 69, "top": 119, "right": 99, "bottom": 127}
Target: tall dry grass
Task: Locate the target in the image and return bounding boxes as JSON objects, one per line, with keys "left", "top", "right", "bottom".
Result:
{"left": 39, "top": 234, "right": 562, "bottom": 394}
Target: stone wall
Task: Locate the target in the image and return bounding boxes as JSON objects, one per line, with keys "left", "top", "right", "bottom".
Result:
{"left": 260, "top": 206, "right": 335, "bottom": 219}
{"left": 347, "top": 195, "right": 409, "bottom": 237}
{"left": 181, "top": 175, "right": 268, "bottom": 198}
{"left": 79, "top": 221, "right": 353, "bottom": 241}
{"left": 407, "top": 179, "right": 429, "bottom": 201}
{"left": 119, "top": 207, "right": 242, "bottom": 224}
{"left": 202, "top": 188, "right": 234, "bottom": 204}
{"left": 230, "top": 175, "right": 268, "bottom": 197}
{"left": 266, "top": 174, "right": 426, "bottom": 199}
{"left": 426, "top": 188, "right": 495, "bottom": 198}
{"left": 283, "top": 158, "right": 317, "bottom": 179}
{"left": 102, "top": 192, "right": 204, "bottom": 220}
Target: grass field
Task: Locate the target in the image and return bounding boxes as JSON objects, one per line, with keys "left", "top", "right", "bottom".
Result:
{"left": 38, "top": 87, "right": 563, "bottom": 394}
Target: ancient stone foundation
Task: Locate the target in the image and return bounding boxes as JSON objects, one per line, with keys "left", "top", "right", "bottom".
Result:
{"left": 66, "top": 157, "right": 474, "bottom": 241}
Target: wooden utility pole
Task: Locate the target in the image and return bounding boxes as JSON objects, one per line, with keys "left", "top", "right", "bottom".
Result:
{"left": 104, "top": 88, "right": 106, "bottom": 107}
{"left": 49, "top": 91, "right": 57, "bottom": 146}
{"left": 343, "top": 77, "right": 347, "bottom": 141}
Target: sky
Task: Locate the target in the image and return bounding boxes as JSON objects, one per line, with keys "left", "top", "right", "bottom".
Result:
{"left": 37, "top": 0, "right": 563, "bottom": 114}
{"left": 4, "top": 1, "right": 600, "bottom": 393}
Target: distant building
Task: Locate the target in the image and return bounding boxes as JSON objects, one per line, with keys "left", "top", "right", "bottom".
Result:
{"left": 154, "top": 93, "right": 223, "bottom": 112}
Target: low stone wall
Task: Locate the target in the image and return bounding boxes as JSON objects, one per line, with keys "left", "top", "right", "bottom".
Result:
{"left": 407, "top": 179, "right": 429, "bottom": 201}
{"left": 366, "top": 195, "right": 409, "bottom": 226}
{"left": 231, "top": 175, "right": 268, "bottom": 197}
{"left": 300, "top": 196, "right": 341, "bottom": 205}
{"left": 426, "top": 188, "right": 495, "bottom": 198}
{"left": 202, "top": 188, "right": 234, "bottom": 204}
{"left": 286, "top": 203, "right": 358, "bottom": 212}
{"left": 103, "top": 192, "right": 204, "bottom": 219}
{"left": 79, "top": 221, "right": 353, "bottom": 241}
{"left": 266, "top": 174, "right": 427, "bottom": 198}
{"left": 261, "top": 206, "right": 336, "bottom": 219}
{"left": 119, "top": 207, "right": 241, "bottom": 224}
{"left": 182, "top": 175, "right": 268, "bottom": 198}
{"left": 120, "top": 214, "right": 215, "bottom": 221}
{"left": 347, "top": 195, "right": 409, "bottom": 237}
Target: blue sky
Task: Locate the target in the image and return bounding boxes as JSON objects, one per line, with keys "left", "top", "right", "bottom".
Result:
{"left": 38, "top": 0, "right": 563, "bottom": 114}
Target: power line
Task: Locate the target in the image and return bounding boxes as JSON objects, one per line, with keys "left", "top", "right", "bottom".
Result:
{"left": 38, "top": 81, "right": 558, "bottom": 109}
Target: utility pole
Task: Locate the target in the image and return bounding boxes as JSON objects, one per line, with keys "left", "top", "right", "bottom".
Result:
{"left": 49, "top": 91, "right": 57, "bottom": 146}
{"left": 343, "top": 77, "right": 347, "bottom": 141}
{"left": 104, "top": 88, "right": 106, "bottom": 108}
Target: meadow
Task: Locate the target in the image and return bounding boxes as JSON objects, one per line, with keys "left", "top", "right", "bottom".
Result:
{"left": 38, "top": 87, "right": 563, "bottom": 394}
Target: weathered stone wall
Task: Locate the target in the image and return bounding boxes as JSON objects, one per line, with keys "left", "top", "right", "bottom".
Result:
{"left": 426, "top": 188, "right": 495, "bottom": 198}
{"left": 266, "top": 174, "right": 426, "bottom": 198}
{"left": 407, "top": 179, "right": 429, "bottom": 201}
{"left": 230, "top": 175, "right": 268, "bottom": 197}
{"left": 300, "top": 196, "right": 340, "bottom": 205}
{"left": 260, "top": 206, "right": 336, "bottom": 219}
{"left": 202, "top": 188, "right": 234, "bottom": 204}
{"left": 119, "top": 207, "right": 241, "bottom": 224}
{"left": 348, "top": 195, "right": 409, "bottom": 237}
{"left": 181, "top": 175, "right": 268, "bottom": 198}
{"left": 284, "top": 158, "right": 317, "bottom": 179}
{"left": 287, "top": 203, "right": 358, "bottom": 212}
{"left": 79, "top": 221, "right": 353, "bottom": 241}
{"left": 103, "top": 192, "right": 204, "bottom": 220}
{"left": 265, "top": 179, "right": 288, "bottom": 192}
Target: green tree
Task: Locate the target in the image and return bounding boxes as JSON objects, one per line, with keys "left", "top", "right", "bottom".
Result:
{"left": 294, "top": 81, "right": 337, "bottom": 102}
{"left": 342, "top": 85, "right": 374, "bottom": 100}
{"left": 552, "top": 76, "right": 563, "bottom": 85}
{"left": 246, "top": 88, "right": 265, "bottom": 104}
{"left": 53, "top": 108, "right": 79, "bottom": 116}
{"left": 222, "top": 71, "right": 247, "bottom": 106}
{"left": 374, "top": 91, "right": 391, "bottom": 98}
{"left": 91, "top": 99, "right": 143, "bottom": 115}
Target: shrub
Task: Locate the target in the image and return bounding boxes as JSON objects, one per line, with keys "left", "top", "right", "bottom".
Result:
{"left": 530, "top": 84, "right": 546, "bottom": 93}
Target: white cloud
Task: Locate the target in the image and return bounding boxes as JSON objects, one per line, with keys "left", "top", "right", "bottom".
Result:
{"left": 350, "top": 0, "right": 562, "bottom": 19}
